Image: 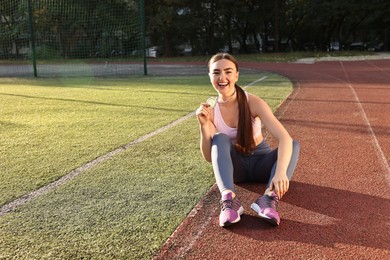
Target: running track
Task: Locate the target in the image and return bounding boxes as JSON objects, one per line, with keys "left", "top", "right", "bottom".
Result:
{"left": 155, "top": 59, "right": 390, "bottom": 259}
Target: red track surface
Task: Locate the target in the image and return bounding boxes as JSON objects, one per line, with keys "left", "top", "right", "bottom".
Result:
{"left": 155, "top": 59, "right": 390, "bottom": 259}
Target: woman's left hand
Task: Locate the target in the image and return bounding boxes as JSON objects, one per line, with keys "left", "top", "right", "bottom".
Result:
{"left": 270, "top": 174, "right": 289, "bottom": 199}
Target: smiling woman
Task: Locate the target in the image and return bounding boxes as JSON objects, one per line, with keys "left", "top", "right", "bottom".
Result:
{"left": 196, "top": 52, "right": 300, "bottom": 227}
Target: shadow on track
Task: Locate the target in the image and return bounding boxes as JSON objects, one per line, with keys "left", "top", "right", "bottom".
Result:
{"left": 229, "top": 182, "right": 390, "bottom": 250}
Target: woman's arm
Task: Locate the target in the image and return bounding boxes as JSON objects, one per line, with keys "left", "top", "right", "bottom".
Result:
{"left": 196, "top": 104, "right": 217, "bottom": 162}
{"left": 248, "top": 94, "right": 293, "bottom": 198}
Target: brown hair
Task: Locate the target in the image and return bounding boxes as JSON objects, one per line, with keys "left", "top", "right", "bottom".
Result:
{"left": 208, "top": 53, "right": 256, "bottom": 154}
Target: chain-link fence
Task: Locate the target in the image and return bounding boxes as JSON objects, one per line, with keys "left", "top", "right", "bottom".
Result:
{"left": 0, "top": 0, "right": 147, "bottom": 77}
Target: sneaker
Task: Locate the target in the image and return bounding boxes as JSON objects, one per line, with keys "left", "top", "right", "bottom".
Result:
{"left": 250, "top": 192, "right": 280, "bottom": 226}
{"left": 219, "top": 192, "right": 244, "bottom": 227}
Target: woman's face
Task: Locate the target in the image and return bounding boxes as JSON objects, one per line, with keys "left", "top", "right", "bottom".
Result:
{"left": 208, "top": 59, "right": 239, "bottom": 95}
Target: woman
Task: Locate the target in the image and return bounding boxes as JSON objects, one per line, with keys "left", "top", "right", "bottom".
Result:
{"left": 196, "top": 53, "right": 300, "bottom": 227}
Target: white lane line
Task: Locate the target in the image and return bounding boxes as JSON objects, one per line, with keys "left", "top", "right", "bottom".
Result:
{"left": 339, "top": 61, "right": 390, "bottom": 183}
{"left": 0, "top": 76, "right": 269, "bottom": 217}
{"left": 364, "top": 60, "right": 390, "bottom": 77}
{"left": 163, "top": 185, "right": 218, "bottom": 259}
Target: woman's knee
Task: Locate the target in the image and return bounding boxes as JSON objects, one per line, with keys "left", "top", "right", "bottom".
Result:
{"left": 212, "top": 132, "right": 231, "bottom": 146}
{"left": 291, "top": 140, "right": 300, "bottom": 163}
{"left": 292, "top": 140, "right": 300, "bottom": 154}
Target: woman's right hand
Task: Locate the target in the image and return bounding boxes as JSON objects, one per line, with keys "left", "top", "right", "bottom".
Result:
{"left": 196, "top": 103, "right": 211, "bottom": 126}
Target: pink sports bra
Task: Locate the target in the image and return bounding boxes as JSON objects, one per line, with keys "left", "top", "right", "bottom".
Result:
{"left": 213, "top": 92, "right": 262, "bottom": 142}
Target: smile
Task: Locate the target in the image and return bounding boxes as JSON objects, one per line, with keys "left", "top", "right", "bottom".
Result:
{"left": 218, "top": 82, "right": 229, "bottom": 87}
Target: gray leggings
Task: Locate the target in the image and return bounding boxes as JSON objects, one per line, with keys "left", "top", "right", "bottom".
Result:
{"left": 211, "top": 133, "right": 300, "bottom": 193}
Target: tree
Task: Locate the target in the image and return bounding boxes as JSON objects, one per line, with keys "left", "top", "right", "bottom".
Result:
{"left": 2, "top": 0, "right": 388, "bottom": 59}
{"left": 0, "top": 0, "right": 27, "bottom": 58}
{"left": 33, "top": 0, "right": 140, "bottom": 58}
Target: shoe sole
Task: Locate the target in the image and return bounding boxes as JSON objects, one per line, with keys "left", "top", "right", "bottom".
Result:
{"left": 220, "top": 206, "right": 244, "bottom": 227}
{"left": 250, "top": 203, "right": 279, "bottom": 226}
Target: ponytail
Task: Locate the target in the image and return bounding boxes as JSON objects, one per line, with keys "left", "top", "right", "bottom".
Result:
{"left": 235, "top": 84, "right": 256, "bottom": 154}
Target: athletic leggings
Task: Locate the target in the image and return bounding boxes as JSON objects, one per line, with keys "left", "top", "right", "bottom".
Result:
{"left": 211, "top": 133, "right": 300, "bottom": 194}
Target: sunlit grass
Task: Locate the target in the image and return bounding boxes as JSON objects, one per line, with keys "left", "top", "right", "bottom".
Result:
{"left": 0, "top": 73, "right": 292, "bottom": 258}
{"left": 0, "top": 76, "right": 212, "bottom": 205}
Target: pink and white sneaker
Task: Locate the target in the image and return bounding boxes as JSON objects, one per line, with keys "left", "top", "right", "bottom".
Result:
{"left": 219, "top": 192, "right": 244, "bottom": 227}
{"left": 251, "top": 192, "right": 280, "bottom": 226}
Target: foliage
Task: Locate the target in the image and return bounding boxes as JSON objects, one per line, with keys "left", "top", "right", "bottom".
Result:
{"left": 1, "top": 0, "right": 142, "bottom": 59}
{"left": 1, "top": 0, "right": 389, "bottom": 59}
{"left": 144, "top": 0, "right": 390, "bottom": 54}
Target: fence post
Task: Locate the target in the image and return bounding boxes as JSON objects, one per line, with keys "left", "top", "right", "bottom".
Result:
{"left": 27, "top": 0, "right": 37, "bottom": 77}
{"left": 140, "top": 0, "right": 147, "bottom": 75}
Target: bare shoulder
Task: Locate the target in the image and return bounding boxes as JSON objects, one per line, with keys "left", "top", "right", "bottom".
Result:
{"left": 247, "top": 92, "right": 268, "bottom": 107}
{"left": 247, "top": 92, "right": 264, "bottom": 104}
{"left": 247, "top": 92, "right": 272, "bottom": 117}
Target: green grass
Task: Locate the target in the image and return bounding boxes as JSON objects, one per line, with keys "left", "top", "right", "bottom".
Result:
{"left": 0, "top": 73, "right": 292, "bottom": 259}
{"left": 0, "top": 76, "right": 212, "bottom": 205}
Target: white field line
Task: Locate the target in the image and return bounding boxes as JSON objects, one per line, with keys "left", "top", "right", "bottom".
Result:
{"left": 0, "top": 113, "right": 195, "bottom": 217}
{"left": 339, "top": 61, "right": 390, "bottom": 183}
{"left": 244, "top": 76, "right": 268, "bottom": 88}
{"left": 0, "top": 76, "right": 269, "bottom": 217}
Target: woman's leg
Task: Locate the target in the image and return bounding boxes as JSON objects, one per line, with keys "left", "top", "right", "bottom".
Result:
{"left": 250, "top": 140, "right": 300, "bottom": 226}
{"left": 249, "top": 140, "right": 300, "bottom": 186}
{"left": 211, "top": 133, "right": 246, "bottom": 194}
{"left": 211, "top": 133, "right": 246, "bottom": 227}
{"left": 266, "top": 140, "right": 300, "bottom": 188}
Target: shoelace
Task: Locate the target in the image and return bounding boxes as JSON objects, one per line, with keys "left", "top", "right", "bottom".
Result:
{"left": 257, "top": 194, "right": 278, "bottom": 209}
{"left": 220, "top": 199, "right": 233, "bottom": 211}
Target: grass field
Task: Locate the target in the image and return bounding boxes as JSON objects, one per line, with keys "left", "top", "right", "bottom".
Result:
{"left": 0, "top": 73, "right": 292, "bottom": 258}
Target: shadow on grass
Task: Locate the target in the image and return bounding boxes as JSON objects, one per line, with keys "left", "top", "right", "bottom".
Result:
{"left": 0, "top": 92, "right": 190, "bottom": 113}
